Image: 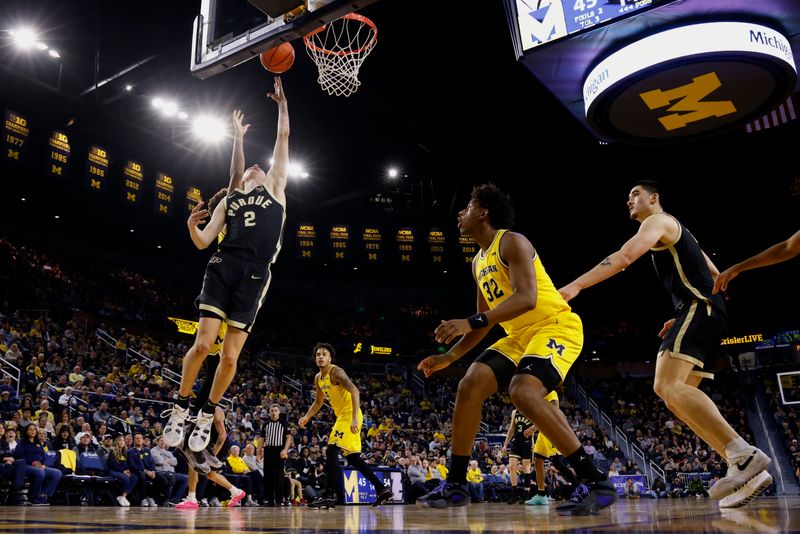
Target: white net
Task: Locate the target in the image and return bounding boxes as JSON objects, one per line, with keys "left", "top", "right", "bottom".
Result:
{"left": 304, "top": 14, "right": 378, "bottom": 97}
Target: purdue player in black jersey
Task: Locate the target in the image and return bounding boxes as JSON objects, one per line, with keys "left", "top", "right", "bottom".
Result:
{"left": 164, "top": 76, "right": 289, "bottom": 453}
{"left": 559, "top": 180, "right": 771, "bottom": 507}
{"left": 502, "top": 408, "right": 535, "bottom": 503}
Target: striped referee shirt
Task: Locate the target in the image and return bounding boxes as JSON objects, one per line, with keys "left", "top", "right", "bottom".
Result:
{"left": 262, "top": 414, "right": 289, "bottom": 447}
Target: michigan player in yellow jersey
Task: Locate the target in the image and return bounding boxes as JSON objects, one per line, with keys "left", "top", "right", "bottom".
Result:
{"left": 525, "top": 391, "right": 579, "bottom": 506}
{"left": 417, "top": 184, "right": 615, "bottom": 514}
{"left": 298, "top": 343, "right": 393, "bottom": 509}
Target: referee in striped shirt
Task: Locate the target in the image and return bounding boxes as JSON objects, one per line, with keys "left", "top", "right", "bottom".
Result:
{"left": 259, "top": 403, "right": 291, "bottom": 505}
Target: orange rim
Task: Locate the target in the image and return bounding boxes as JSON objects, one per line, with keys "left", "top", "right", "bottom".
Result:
{"left": 303, "top": 13, "right": 378, "bottom": 57}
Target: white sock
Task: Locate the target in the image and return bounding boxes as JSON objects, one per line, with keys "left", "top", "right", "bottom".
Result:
{"left": 230, "top": 486, "right": 242, "bottom": 497}
{"left": 723, "top": 437, "right": 749, "bottom": 458}
{"left": 187, "top": 492, "right": 196, "bottom": 502}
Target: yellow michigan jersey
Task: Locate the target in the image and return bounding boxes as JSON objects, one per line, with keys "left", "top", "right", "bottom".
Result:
{"left": 209, "top": 321, "right": 227, "bottom": 356}
{"left": 474, "top": 229, "right": 570, "bottom": 337}
{"left": 534, "top": 391, "right": 561, "bottom": 458}
{"left": 317, "top": 366, "right": 363, "bottom": 453}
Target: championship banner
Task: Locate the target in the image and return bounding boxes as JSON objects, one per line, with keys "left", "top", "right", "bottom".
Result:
{"left": 47, "top": 131, "right": 70, "bottom": 179}
{"left": 459, "top": 235, "right": 479, "bottom": 263}
{"left": 4, "top": 109, "right": 29, "bottom": 163}
{"left": 296, "top": 223, "right": 317, "bottom": 260}
{"left": 396, "top": 227, "right": 414, "bottom": 263}
{"left": 427, "top": 228, "right": 446, "bottom": 264}
{"left": 86, "top": 144, "right": 109, "bottom": 193}
{"left": 154, "top": 172, "right": 175, "bottom": 216}
{"left": 362, "top": 227, "right": 382, "bottom": 263}
{"left": 330, "top": 225, "right": 350, "bottom": 261}
{"left": 123, "top": 160, "right": 144, "bottom": 205}
{"left": 186, "top": 186, "right": 203, "bottom": 212}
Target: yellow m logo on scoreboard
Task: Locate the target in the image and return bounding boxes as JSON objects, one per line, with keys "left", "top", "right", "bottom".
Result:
{"left": 639, "top": 72, "right": 736, "bottom": 131}
{"left": 343, "top": 469, "right": 360, "bottom": 503}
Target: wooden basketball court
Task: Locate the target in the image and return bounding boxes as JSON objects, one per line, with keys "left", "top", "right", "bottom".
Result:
{"left": 0, "top": 497, "right": 797, "bottom": 533}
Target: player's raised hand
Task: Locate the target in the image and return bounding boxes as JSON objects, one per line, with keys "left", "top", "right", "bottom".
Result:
{"left": 267, "top": 76, "right": 286, "bottom": 104}
{"left": 232, "top": 109, "right": 250, "bottom": 138}
{"left": 298, "top": 416, "right": 309, "bottom": 429}
{"left": 434, "top": 319, "right": 471, "bottom": 344}
{"left": 712, "top": 267, "right": 739, "bottom": 294}
{"left": 187, "top": 201, "right": 209, "bottom": 229}
{"left": 417, "top": 354, "right": 453, "bottom": 378}
{"left": 658, "top": 318, "right": 675, "bottom": 339}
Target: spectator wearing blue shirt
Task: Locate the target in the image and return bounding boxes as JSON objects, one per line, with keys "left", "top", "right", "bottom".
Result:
{"left": 14, "top": 423, "right": 62, "bottom": 505}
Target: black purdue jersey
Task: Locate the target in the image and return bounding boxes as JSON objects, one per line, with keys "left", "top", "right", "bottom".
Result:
{"left": 220, "top": 185, "right": 286, "bottom": 264}
{"left": 650, "top": 216, "right": 725, "bottom": 312}
{"left": 512, "top": 410, "right": 532, "bottom": 439}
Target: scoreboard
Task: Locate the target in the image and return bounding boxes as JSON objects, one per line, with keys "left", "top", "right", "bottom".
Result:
{"left": 515, "top": 0, "right": 676, "bottom": 51}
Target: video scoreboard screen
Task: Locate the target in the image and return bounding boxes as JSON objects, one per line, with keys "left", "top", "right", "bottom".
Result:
{"left": 340, "top": 467, "right": 403, "bottom": 504}
{"left": 47, "top": 131, "right": 70, "bottom": 179}
{"left": 4, "top": 109, "right": 29, "bottom": 163}
{"left": 86, "top": 144, "right": 109, "bottom": 193}
{"left": 515, "top": 0, "right": 676, "bottom": 51}
{"left": 155, "top": 172, "right": 175, "bottom": 215}
{"left": 123, "top": 161, "right": 144, "bottom": 205}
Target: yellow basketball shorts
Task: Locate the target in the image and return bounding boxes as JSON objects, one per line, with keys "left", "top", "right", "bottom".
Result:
{"left": 328, "top": 410, "right": 363, "bottom": 454}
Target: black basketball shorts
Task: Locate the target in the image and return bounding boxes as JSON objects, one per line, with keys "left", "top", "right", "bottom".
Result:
{"left": 195, "top": 253, "right": 272, "bottom": 333}
{"left": 659, "top": 299, "right": 728, "bottom": 379}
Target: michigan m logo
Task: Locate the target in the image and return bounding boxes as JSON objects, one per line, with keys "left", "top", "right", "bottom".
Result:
{"left": 51, "top": 165, "right": 62, "bottom": 175}
{"left": 90, "top": 178, "right": 101, "bottom": 190}
{"left": 518, "top": 0, "right": 567, "bottom": 50}
{"left": 334, "top": 430, "right": 345, "bottom": 439}
{"left": 7, "top": 149, "right": 19, "bottom": 160}
{"left": 547, "top": 338, "right": 566, "bottom": 357}
{"left": 639, "top": 72, "right": 736, "bottom": 131}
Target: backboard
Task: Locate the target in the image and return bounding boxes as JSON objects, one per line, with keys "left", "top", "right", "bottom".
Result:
{"left": 190, "top": 0, "right": 378, "bottom": 79}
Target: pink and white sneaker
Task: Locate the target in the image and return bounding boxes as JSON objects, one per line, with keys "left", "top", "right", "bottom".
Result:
{"left": 228, "top": 489, "right": 246, "bottom": 508}
{"left": 176, "top": 499, "right": 199, "bottom": 510}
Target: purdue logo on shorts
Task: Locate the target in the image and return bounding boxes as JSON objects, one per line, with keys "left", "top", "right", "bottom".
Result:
{"left": 209, "top": 256, "right": 222, "bottom": 264}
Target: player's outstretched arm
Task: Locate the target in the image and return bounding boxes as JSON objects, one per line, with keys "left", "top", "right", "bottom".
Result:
{"left": 229, "top": 109, "right": 250, "bottom": 192}
{"left": 559, "top": 214, "right": 672, "bottom": 301}
{"left": 266, "top": 77, "right": 289, "bottom": 203}
{"left": 713, "top": 229, "right": 800, "bottom": 293}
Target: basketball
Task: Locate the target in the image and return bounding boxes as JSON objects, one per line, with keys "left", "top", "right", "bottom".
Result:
{"left": 259, "top": 42, "right": 295, "bottom": 74}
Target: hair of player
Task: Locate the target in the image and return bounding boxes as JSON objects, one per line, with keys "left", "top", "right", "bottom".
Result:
{"left": 207, "top": 188, "right": 228, "bottom": 213}
{"left": 313, "top": 342, "right": 336, "bottom": 361}
{"left": 631, "top": 180, "right": 661, "bottom": 197}
{"left": 471, "top": 183, "right": 515, "bottom": 229}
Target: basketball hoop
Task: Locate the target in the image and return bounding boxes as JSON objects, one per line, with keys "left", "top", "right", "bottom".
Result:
{"left": 303, "top": 13, "right": 378, "bottom": 97}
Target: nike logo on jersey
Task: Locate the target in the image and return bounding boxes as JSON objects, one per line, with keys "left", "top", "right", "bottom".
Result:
{"left": 736, "top": 451, "right": 756, "bottom": 471}
{"left": 251, "top": 274, "right": 264, "bottom": 280}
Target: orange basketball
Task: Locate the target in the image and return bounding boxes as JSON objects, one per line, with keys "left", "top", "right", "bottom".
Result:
{"left": 259, "top": 42, "right": 295, "bottom": 74}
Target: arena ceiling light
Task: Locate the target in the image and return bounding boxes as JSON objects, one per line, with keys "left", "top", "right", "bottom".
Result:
{"left": 48, "top": 49, "right": 60, "bottom": 58}
{"left": 191, "top": 115, "right": 227, "bottom": 143}
{"left": 10, "top": 28, "right": 36, "bottom": 49}
{"left": 387, "top": 168, "right": 399, "bottom": 179}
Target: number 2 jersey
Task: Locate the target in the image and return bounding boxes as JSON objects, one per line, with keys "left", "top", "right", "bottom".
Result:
{"left": 220, "top": 184, "right": 286, "bottom": 265}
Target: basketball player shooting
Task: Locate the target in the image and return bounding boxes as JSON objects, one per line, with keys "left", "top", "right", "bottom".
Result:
{"left": 163, "top": 77, "right": 289, "bottom": 452}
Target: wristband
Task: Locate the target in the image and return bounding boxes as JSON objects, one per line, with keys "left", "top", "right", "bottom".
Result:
{"left": 467, "top": 313, "right": 488, "bottom": 330}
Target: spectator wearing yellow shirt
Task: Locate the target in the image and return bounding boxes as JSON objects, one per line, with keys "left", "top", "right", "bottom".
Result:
{"left": 128, "top": 362, "right": 145, "bottom": 379}
{"left": 227, "top": 445, "right": 249, "bottom": 474}
{"left": 34, "top": 399, "right": 55, "bottom": 425}
{"left": 69, "top": 365, "right": 85, "bottom": 385}
{"left": 423, "top": 458, "right": 442, "bottom": 481}
{"left": 466, "top": 460, "right": 485, "bottom": 502}
{"left": 367, "top": 423, "right": 380, "bottom": 439}
{"left": 26, "top": 357, "right": 43, "bottom": 380}
{"left": 435, "top": 457, "right": 449, "bottom": 479}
